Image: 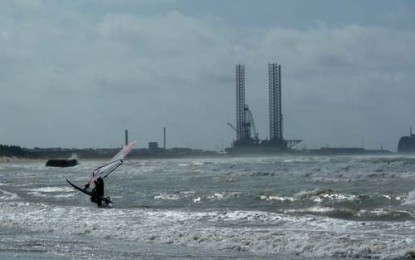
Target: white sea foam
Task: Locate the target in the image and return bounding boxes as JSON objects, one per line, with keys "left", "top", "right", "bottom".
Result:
{"left": 1, "top": 202, "right": 413, "bottom": 258}
{"left": 284, "top": 206, "right": 338, "bottom": 214}
{"left": 154, "top": 194, "right": 180, "bottom": 200}
{"left": 26, "top": 186, "right": 74, "bottom": 198}
{"left": 260, "top": 195, "right": 295, "bottom": 202}
{"left": 403, "top": 190, "right": 415, "bottom": 205}
{"left": 0, "top": 189, "right": 19, "bottom": 200}
{"left": 28, "top": 187, "right": 73, "bottom": 193}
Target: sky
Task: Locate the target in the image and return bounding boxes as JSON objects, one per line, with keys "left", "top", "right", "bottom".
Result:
{"left": 1, "top": 0, "right": 415, "bottom": 151}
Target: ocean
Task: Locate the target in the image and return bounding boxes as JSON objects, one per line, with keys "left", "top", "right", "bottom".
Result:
{"left": 1, "top": 155, "right": 415, "bottom": 259}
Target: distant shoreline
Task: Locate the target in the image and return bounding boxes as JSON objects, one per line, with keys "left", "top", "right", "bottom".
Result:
{"left": 0, "top": 144, "right": 400, "bottom": 163}
{"left": 0, "top": 156, "right": 39, "bottom": 163}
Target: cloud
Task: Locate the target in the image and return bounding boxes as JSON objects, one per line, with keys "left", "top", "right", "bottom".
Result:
{"left": 0, "top": 5, "right": 237, "bottom": 148}
{"left": 247, "top": 25, "right": 415, "bottom": 149}
{"left": 0, "top": 2, "right": 414, "bottom": 151}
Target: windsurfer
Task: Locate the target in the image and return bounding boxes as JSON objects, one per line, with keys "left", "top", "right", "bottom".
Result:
{"left": 90, "top": 177, "right": 104, "bottom": 206}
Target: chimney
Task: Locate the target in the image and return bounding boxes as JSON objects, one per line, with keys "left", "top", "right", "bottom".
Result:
{"left": 163, "top": 127, "right": 166, "bottom": 149}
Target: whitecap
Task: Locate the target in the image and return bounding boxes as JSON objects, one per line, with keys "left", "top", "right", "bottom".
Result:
{"left": 403, "top": 190, "right": 415, "bottom": 205}
{"left": 0, "top": 189, "right": 20, "bottom": 200}
{"left": 259, "top": 195, "right": 295, "bottom": 202}
{"left": 154, "top": 194, "right": 180, "bottom": 201}
{"left": 27, "top": 187, "right": 73, "bottom": 193}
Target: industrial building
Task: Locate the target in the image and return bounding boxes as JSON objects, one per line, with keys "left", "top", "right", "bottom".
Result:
{"left": 227, "top": 63, "right": 301, "bottom": 154}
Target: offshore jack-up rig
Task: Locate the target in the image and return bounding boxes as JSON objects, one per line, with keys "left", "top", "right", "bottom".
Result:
{"left": 226, "top": 63, "right": 301, "bottom": 154}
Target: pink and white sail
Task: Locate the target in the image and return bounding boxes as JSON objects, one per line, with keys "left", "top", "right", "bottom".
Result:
{"left": 86, "top": 140, "right": 137, "bottom": 186}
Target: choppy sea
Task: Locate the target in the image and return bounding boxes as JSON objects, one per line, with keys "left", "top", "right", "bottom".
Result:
{"left": 1, "top": 155, "right": 415, "bottom": 259}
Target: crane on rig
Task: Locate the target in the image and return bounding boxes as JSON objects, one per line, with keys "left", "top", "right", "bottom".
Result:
{"left": 227, "top": 122, "right": 237, "bottom": 132}
{"left": 245, "top": 105, "right": 259, "bottom": 142}
{"left": 227, "top": 104, "right": 259, "bottom": 144}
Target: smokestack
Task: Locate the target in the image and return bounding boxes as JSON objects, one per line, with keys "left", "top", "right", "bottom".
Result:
{"left": 163, "top": 127, "right": 166, "bottom": 149}
{"left": 125, "top": 129, "right": 128, "bottom": 146}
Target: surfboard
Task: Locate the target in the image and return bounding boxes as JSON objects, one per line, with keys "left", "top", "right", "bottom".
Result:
{"left": 66, "top": 178, "right": 112, "bottom": 204}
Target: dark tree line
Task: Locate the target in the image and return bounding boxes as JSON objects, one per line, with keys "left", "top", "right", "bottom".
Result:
{"left": 0, "top": 145, "right": 34, "bottom": 158}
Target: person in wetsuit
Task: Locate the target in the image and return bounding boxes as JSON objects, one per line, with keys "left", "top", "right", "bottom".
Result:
{"left": 90, "top": 177, "right": 104, "bottom": 206}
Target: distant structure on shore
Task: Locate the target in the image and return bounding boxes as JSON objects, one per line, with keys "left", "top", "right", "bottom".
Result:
{"left": 163, "top": 127, "right": 167, "bottom": 150}
{"left": 226, "top": 63, "right": 301, "bottom": 154}
{"left": 398, "top": 127, "right": 415, "bottom": 153}
{"left": 45, "top": 158, "right": 78, "bottom": 167}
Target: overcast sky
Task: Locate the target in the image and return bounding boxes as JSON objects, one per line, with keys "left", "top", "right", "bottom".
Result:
{"left": 1, "top": 0, "right": 415, "bottom": 151}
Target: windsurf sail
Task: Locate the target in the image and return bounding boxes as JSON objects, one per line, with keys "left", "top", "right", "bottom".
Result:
{"left": 86, "top": 140, "right": 137, "bottom": 186}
